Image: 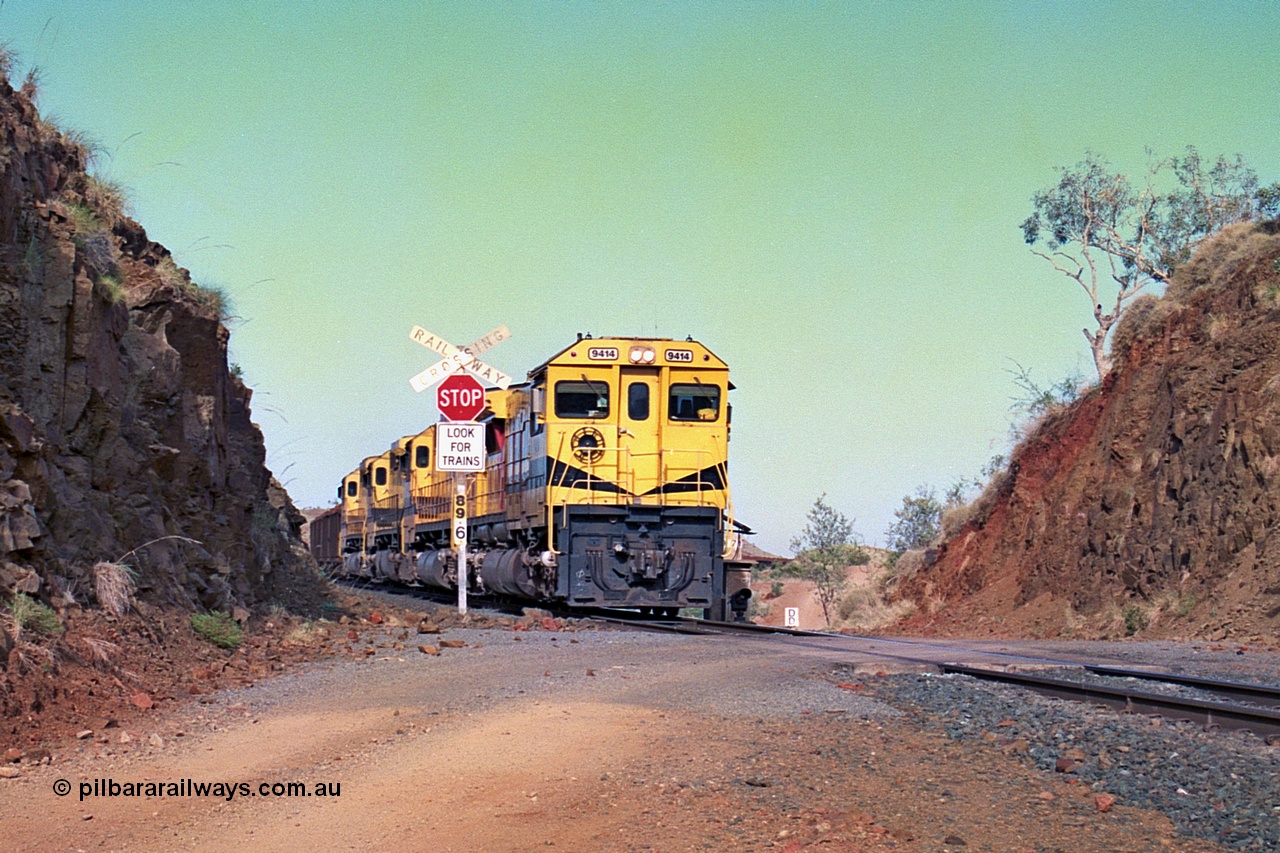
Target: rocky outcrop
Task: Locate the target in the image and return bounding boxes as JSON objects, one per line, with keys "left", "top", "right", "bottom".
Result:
{"left": 897, "top": 222, "right": 1280, "bottom": 639}
{"left": 0, "top": 74, "right": 316, "bottom": 616}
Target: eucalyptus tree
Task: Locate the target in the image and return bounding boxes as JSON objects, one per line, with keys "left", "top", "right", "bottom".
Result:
{"left": 1022, "top": 148, "right": 1278, "bottom": 381}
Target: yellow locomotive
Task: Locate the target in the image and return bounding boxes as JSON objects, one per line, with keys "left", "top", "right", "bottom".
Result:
{"left": 318, "top": 335, "right": 749, "bottom": 619}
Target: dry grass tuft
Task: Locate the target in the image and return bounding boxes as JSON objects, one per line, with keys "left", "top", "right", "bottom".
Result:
{"left": 47, "top": 574, "right": 80, "bottom": 607}
{"left": 1110, "top": 292, "right": 1174, "bottom": 357}
{"left": 833, "top": 561, "right": 917, "bottom": 632}
{"left": 93, "top": 561, "right": 136, "bottom": 617}
{"left": 81, "top": 636, "right": 121, "bottom": 668}
{"left": 1166, "top": 222, "right": 1280, "bottom": 301}
{"left": 155, "top": 255, "right": 188, "bottom": 289}
{"left": 83, "top": 175, "right": 128, "bottom": 226}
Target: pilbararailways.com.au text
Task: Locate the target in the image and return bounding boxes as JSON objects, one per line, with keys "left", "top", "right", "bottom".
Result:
{"left": 62, "top": 778, "right": 341, "bottom": 801}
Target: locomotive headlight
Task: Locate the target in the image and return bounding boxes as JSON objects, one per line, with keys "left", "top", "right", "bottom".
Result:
{"left": 629, "top": 346, "right": 655, "bottom": 364}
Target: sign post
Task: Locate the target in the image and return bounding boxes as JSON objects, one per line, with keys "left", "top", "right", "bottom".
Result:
{"left": 408, "top": 325, "right": 511, "bottom": 615}
{"left": 453, "top": 482, "right": 468, "bottom": 614}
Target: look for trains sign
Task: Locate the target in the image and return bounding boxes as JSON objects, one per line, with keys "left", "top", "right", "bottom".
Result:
{"left": 436, "top": 422, "right": 484, "bottom": 472}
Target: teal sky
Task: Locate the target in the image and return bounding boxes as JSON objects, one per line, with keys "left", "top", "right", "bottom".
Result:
{"left": 4, "top": 2, "right": 1278, "bottom": 553}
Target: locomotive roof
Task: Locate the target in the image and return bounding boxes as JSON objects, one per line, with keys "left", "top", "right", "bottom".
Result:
{"left": 529, "top": 336, "right": 727, "bottom": 377}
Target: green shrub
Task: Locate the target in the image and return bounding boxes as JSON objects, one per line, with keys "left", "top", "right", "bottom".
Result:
{"left": 67, "top": 201, "right": 103, "bottom": 236}
{"left": 98, "top": 274, "right": 125, "bottom": 304}
{"left": 6, "top": 593, "right": 63, "bottom": 636}
{"left": 191, "top": 611, "right": 243, "bottom": 650}
{"left": 1122, "top": 604, "right": 1148, "bottom": 636}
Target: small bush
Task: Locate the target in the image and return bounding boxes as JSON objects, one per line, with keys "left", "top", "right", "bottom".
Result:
{"left": 66, "top": 201, "right": 102, "bottom": 235}
{"left": 20, "top": 65, "right": 40, "bottom": 100}
{"left": 6, "top": 593, "right": 63, "bottom": 636}
{"left": 156, "top": 255, "right": 187, "bottom": 289}
{"left": 97, "top": 274, "right": 125, "bottom": 304}
{"left": 191, "top": 611, "right": 243, "bottom": 650}
{"left": 1122, "top": 604, "right": 1148, "bottom": 636}
{"left": 64, "top": 129, "right": 103, "bottom": 169}
{"left": 252, "top": 503, "right": 279, "bottom": 534}
{"left": 84, "top": 174, "right": 127, "bottom": 226}
{"left": 186, "top": 282, "right": 232, "bottom": 320}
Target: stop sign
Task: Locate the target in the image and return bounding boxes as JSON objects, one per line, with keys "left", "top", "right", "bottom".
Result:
{"left": 436, "top": 373, "right": 486, "bottom": 421}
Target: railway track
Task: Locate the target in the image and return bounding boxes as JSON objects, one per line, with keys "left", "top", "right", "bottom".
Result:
{"left": 599, "top": 613, "right": 1280, "bottom": 741}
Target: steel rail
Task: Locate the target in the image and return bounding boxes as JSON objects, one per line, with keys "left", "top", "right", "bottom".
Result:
{"left": 625, "top": 616, "right": 1280, "bottom": 740}
{"left": 1083, "top": 665, "right": 1280, "bottom": 708}
{"left": 940, "top": 663, "right": 1280, "bottom": 741}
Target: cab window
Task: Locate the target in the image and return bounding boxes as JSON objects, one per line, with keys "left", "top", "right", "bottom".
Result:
{"left": 669, "top": 383, "right": 720, "bottom": 421}
{"left": 415, "top": 445, "right": 430, "bottom": 468}
{"left": 346, "top": 481, "right": 357, "bottom": 498}
{"left": 628, "top": 383, "right": 650, "bottom": 420}
{"left": 375, "top": 466, "right": 387, "bottom": 486}
{"left": 555, "top": 380, "right": 609, "bottom": 418}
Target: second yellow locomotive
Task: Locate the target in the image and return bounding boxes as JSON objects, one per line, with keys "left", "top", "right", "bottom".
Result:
{"left": 322, "top": 334, "right": 746, "bottom": 619}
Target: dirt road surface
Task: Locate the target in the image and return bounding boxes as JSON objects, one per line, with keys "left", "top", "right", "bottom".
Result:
{"left": 0, "top": 624, "right": 1220, "bottom": 852}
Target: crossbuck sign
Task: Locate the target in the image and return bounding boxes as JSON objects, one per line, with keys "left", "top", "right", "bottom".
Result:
{"left": 408, "top": 325, "right": 513, "bottom": 392}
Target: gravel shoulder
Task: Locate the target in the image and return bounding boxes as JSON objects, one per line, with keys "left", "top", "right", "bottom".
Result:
{"left": 1, "top": 612, "right": 1271, "bottom": 852}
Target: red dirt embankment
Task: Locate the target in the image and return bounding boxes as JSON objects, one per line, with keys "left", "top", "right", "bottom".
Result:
{"left": 896, "top": 222, "right": 1280, "bottom": 642}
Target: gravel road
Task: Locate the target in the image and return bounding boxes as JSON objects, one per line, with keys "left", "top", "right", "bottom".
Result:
{"left": 0, "top": 600, "right": 1274, "bottom": 851}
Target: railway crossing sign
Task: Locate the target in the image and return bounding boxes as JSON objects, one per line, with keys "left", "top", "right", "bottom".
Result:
{"left": 437, "top": 373, "right": 487, "bottom": 421}
{"left": 405, "top": 323, "right": 512, "bottom": 617}
{"left": 408, "top": 325, "right": 513, "bottom": 392}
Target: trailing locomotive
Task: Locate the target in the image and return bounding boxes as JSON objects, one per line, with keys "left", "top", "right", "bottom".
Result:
{"left": 311, "top": 335, "right": 750, "bottom": 619}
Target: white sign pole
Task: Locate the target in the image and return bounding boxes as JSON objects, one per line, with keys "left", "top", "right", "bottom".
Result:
{"left": 455, "top": 477, "right": 468, "bottom": 615}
